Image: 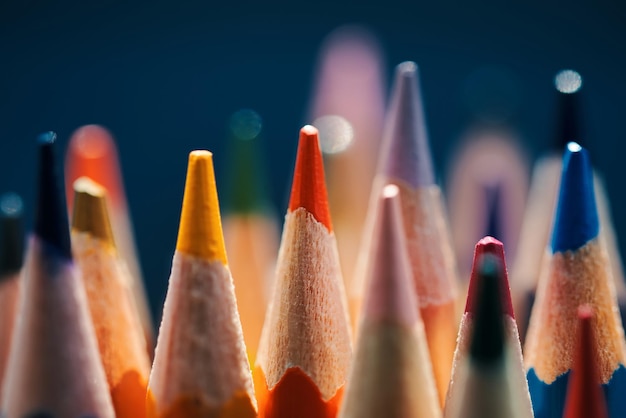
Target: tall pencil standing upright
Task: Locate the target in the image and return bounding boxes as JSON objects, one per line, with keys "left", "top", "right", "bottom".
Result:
{"left": 338, "top": 184, "right": 441, "bottom": 418}
{"left": 1, "top": 132, "right": 114, "bottom": 417}
{"left": 444, "top": 237, "right": 533, "bottom": 418}
{"left": 524, "top": 142, "right": 626, "bottom": 418}
{"left": 71, "top": 177, "right": 151, "bottom": 418}
{"left": 147, "top": 150, "right": 256, "bottom": 418}
{"left": 65, "top": 124, "right": 154, "bottom": 352}
{"left": 353, "top": 61, "right": 458, "bottom": 405}
{"left": 0, "top": 192, "right": 24, "bottom": 399}
{"left": 254, "top": 126, "right": 352, "bottom": 418}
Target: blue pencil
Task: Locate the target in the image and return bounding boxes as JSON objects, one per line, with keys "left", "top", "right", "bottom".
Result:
{"left": 524, "top": 142, "right": 626, "bottom": 418}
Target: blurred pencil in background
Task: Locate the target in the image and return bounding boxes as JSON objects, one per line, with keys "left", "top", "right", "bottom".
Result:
{"left": 0, "top": 192, "right": 24, "bottom": 400}
{"left": 1, "top": 132, "right": 114, "bottom": 417}
{"left": 562, "top": 305, "right": 608, "bottom": 418}
{"left": 308, "top": 25, "right": 386, "bottom": 300}
{"left": 148, "top": 150, "right": 256, "bottom": 418}
{"left": 339, "top": 184, "right": 441, "bottom": 418}
{"left": 353, "top": 61, "right": 458, "bottom": 406}
{"left": 65, "top": 124, "right": 154, "bottom": 353}
{"left": 254, "top": 126, "right": 352, "bottom": 418}
{"left": 524, "top": 142, "right": 626, "bottom": 418}
{"left": 71, "top": 177, "right": 151, "bottom": 418}
{"left": 444, "top": 237, "right": 533, "bottom": 418}
{"left": 223, "top": 109, "right": 279, "bottom": 362}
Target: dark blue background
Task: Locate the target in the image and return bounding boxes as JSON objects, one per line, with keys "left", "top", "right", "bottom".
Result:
{"left": 1, "top": 0, "right": 625, "bottom": 320}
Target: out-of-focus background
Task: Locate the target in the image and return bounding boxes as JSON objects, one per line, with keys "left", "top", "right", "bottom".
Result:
{"left": 1, "top": 0, "right": 625, "bottom": 321}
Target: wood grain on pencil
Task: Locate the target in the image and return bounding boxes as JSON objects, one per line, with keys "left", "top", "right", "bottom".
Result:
{"left": 1, "top": 132, "right": 114, "bottom": 417}
{"left": 339, "top": 185, "right": 440, "bottom": 418}
{"left": 255, "top": 126, "right": 352, "bottom": 418}
{"left": 71, "top": 177, "right": 151, "bottom": 418}
{"left": 148, "top": 150, "right": 256, "bottom": 418}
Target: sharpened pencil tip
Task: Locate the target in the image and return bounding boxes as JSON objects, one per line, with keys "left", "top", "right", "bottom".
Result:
{"left": 469, "top": 253, "right": 506, "bottom": 366}
{"left": 551, "top": 142, "right": 598, "bottom": 253}
{"left": 0, "top": 192, "right": 24, "bottom": 276}
{"left": 176, "top": 150, "right": 228, "bottom": 263}
{"left": 381, "top": 61, "right": 435, "bottom": 188}
{"left": 466, "top": 236, "right": 514, "bottom": 318}
{"left": 288, "top": 126, "right": 333, "bottom": 231}
{"left": 35, "top": 132, "right": 72, "bottom": 260}
{"left": 71, "top": 177, "right": 116, "bottom": 247}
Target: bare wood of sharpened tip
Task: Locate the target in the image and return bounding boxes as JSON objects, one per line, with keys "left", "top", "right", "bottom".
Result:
{"left": 65, "top": 124, "right": 154, "bottom": 354}
{"left": 1, "top": 132, "right": 114, "bottom": 417}
{"left": 339, "top": 184, "right": 441, "bottom": 418}
{"left": 71, "top": 177, "right": 151, "bottom": 418}
{"left": 254, "top": 125, "right": 352, "bottom": 418}
{"left": 147, "top": 150, "right": 256, "bottom": 418}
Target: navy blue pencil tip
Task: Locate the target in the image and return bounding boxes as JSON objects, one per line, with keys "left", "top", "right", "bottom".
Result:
{"left": 551, "top": 142, "right": 599, "bottom": 253}
{"left": 0, "top": 192, "right": 24, "bottom": 276}
{"left": 34, "top": 132, "right": 72, "bottom": 260}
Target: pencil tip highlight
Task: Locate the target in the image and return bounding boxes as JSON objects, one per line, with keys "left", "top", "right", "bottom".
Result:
{"left": 35, "top": 131, "right": 72, "bottom": 259}
{"left": 551, "top": 142, "right": 598, "bottom": 253}
{"left": 288, "top": 125, "right": 333, "bottom": 231}
{"left": 381, "top": 61, "right": 435, "bottom": 187}
{"left": 176, "top": 150, "right": 228, "bottom": 263}
{"left": 71, "top": 177, "right": 116, "bottom": 247}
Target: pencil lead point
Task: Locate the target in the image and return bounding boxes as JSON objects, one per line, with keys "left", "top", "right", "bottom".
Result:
{"left": 71, "top": 177, "right": 116, "bottom": 247}
{"left": 288, "top": 125, "right": 333, "bottom": 231}
{"left": 551, "top": 142, "right": 598, "bottom": 253}
{"left": 0, "top": 192, "right": 24, "bottom": 276}
{"left": 554, "top": 69, "right": 584, "bottom": 151}
{"left": 176, "top": 150, "right": 227, "bottom": 263}
{"left": 469, "top": 252, "right": 506, "bottom": 366}
{"left": 35, "top": 132, "right": 72, "bottom": 259}
{"left": 381, "top": 61, "right": 435, "bottom": 187}
{"left": 466, "top": 236, "right": 514, "bottom": 318}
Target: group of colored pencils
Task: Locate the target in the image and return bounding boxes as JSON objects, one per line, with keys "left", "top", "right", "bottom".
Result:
{"left": 0, "top": 56, "right": 624, "bottom": 418}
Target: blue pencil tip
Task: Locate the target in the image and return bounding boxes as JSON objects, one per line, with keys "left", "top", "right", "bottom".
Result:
{"left": 0, "top": 192, "right": 24, "bottom": 276}
{"left": 34, "top": 132, "right": 72, "bottom": 259}
{"left": 551, "top": 142, "right": 599, "bottom": 253}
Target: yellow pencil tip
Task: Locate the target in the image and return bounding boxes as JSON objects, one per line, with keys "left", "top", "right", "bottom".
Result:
{"left": 176, "top": 150, "right": 227, "bottom": 263}
{"left": 71, "top": 176, "right": 116, "bottom": 247}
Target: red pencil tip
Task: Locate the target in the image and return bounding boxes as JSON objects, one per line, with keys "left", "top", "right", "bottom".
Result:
{"left": 288, "top": 125, "right": 333, "bottom": 231}
{"left": 465, "top": 236, "right": 515, "bottom": 318}
{"left": 563, "top": 305, "right": 608, "bottom": 418}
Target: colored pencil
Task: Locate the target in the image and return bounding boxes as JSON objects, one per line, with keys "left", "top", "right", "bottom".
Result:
{"left": 524, "top": 142, "right": 626, "bottom": 418}
{"left": 445, "top": 128, "right": 528, "bottom": 280}
{"left": 71, "top": 177, "right": 151, "bottom": 418}
{"left": 254, "top": 125, "right": 352, "bottom": 418}
{"left": 223, "top": 121, "right": 279, "bottom": 362}
{"left": 338, "top": 184, "right": 441, "bottom": 418}
{"left": 147, "top": 150, "right": 256, "bottom": 418}
{"left": 308, "top": 25, "right": 386, "bottom": 302}
{"left": 0, "top": 192, "right": 24, "bottom": 400}
{"left": 562, "top": 305, "right": 608, "bottom": 418}
{"left": 65, "top": 124, "right": 154, "bottom": 352}
{"left": 444, "top": 236, "right": 533, "bottom": 418}
{"left": 353, "top": 61, "right": 458, "bottom": 405}
{"left": 1, "top": 132, "right": 114, "bottom": 417}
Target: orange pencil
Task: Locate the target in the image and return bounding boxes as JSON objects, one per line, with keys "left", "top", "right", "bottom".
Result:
{"left": 1, "top": 132, "right": 114, "bottom": 417}
{"left": 0, "top": 192, "right": 24, "bottom": 399}
{"left": 147, "top": 150, "right": 256, "bottom": 418}
{"left": 71, "top": 177, "right": 151, "bottom": 418}
{"left": 254, "top": 126, "right": 352, "bottom": 418}
{"left": 353, "top": 61, "right": 458, "bottom": 405}
{"left": 65, "top": 124, "right": 154, "bottom": 352}
{"left": 338, "top": 185, "right": 441, "bottom": 418}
